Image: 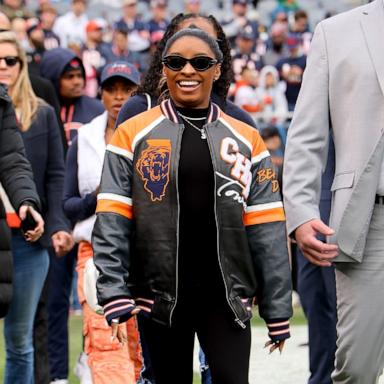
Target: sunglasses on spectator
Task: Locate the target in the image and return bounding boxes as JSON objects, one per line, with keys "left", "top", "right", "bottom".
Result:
{"left": 162, "top": 55, "right": 219, "bottom": 71}
{"left": 0, "top": 56, "right": 20, "bottom": 67}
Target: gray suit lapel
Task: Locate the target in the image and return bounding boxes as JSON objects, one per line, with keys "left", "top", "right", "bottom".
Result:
{"left": 360, "top": 0, "right": 384, "bottom": 96}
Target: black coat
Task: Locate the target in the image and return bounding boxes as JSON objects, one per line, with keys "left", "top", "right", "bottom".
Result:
{"left": 0, "top": 85, "right": 40, "bottom": 318}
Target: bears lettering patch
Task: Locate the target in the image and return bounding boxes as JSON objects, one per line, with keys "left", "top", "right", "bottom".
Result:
{"left": 136, "top": 139, "right": 171, "bottom": 202}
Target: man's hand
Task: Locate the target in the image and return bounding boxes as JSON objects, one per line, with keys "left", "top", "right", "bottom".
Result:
{"left": 295, "top": 219, "right": 338, "bottom": 266}
{"left": 51, "top": 231, "right": 74, "bottom": 256}
{"left": 19, "top": 205, "right": 44, "bottom": 242}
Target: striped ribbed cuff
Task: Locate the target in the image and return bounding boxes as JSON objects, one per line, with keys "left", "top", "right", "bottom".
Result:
{"left": 266, "top": 319, "right": 290, "bottom": 343}
{"left": 103, "top": 298, "right": 136, "bottom": 325}
{"left": 135, "top": 297, "right": 154, "bottom": 315}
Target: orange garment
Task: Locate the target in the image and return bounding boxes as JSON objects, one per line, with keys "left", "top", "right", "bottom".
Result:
{"left": 77, "top": 241, "right": 143, "bottom": 383}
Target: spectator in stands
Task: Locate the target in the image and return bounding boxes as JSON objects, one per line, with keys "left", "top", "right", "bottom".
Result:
{"left": 25, "top": 21, "right": 46, "bottom": 73}
{"left": 53, "top": 0, "right": 88, "bottom": 48}
{"left": 100, "top": 27, "right": 148, "bottom": 74}
{"left": 81, "top": 20, "right": 106, "bottom": 97}
{"left": 148, "top": 0, "right": 169, "bottom": 43}
{"left": 276, "top": 34, "right": 306, "bottom": 111}
{"left": 0, "top": 0, "right": 34, "bottom": 21}
{"left": 234, "top": 67, "right": 261, "bottom": 114}
{"left": 231, "top": 26, "right": 263, "bottom": 82}
{"left": 255, "top": 65, "right": 288, "bottom": 135}
{"left": 262, "top": 21, "right": 288, "bottom": 67}
{"left": 10, "top": 17, "right": 28, "bottom": 50}
{"left": 291, "top": 10, "right": 312, "bottom": 54}
{"left": 38, "top": 3, "right": 60, "bottom": 50}
{"left": 184, "top": 0, "right": 201, "bottom": 14}
{"left": 222, "top": 0, "right": 259, "bottom": 48}
{"left": 63, "top": 61, "right": 142, "bottom": 384}
{"left": 114, "top": 0, "right": 150, "bottom": 53}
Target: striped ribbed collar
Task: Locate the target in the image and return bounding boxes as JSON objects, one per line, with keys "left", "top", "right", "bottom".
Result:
{"left": 160, "top": 98, "right": 221, "bottom": 124}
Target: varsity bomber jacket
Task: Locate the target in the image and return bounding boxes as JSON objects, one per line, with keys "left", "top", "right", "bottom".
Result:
{"left": 92, "top": 99, "right": 292, "bottom": 340}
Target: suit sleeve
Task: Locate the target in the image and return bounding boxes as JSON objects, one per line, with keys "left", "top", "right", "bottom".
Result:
{"left": 245, "top": 130, "right": 292, "bottom": 338}
{"left": 283, "top": 22, "right": 330, "bottom": 236}
{"left": 92, "top": 125, "right": 137, "bottom": 324}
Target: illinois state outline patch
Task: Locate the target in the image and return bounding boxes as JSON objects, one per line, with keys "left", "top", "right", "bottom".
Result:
{"left": 136, "top": 139, "right": 171, "bottom": 202}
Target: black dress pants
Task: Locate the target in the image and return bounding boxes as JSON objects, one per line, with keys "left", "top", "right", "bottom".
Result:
{"left": 140, "top": 300, "right": 251, "bottom": 384}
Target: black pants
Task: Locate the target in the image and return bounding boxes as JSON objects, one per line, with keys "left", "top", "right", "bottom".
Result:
{"left": 140, "top": 301, "right": 251, "bottom": 384}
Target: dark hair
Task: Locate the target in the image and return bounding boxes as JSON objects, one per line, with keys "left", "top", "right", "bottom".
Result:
{"left": 294, "top": 10, "right": 308, "bottom": 21}
{"left": 162, "top": 28, "right": 223, "bottom": 62}
{"left": 260, "top": 126, "right": 281, "bottom": 141}
{"left": 137, "top": 13, "right": 233, "bottom": 104}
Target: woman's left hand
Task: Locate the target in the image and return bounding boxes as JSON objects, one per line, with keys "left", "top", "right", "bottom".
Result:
{"left": 264, "top": 339, "right": 286, "bottom": 354}
{"left": 19, "top": 204, "right": 44, "bottom": 242}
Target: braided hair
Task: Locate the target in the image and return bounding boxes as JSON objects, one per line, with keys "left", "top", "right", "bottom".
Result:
{"left": 137, "top": 13, "right": 233, "bottom": 104}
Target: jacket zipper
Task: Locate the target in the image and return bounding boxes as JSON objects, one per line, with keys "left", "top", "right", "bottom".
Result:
{"left": 169, "top": 124, "right": 184, "bottom": 327}
{"left": 205, "top": 125, "right": 246, "bottom": 329}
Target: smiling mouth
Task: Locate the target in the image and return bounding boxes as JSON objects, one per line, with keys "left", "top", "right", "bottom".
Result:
{"left": 177, "top": 80, "right": 201, "bottom": 91}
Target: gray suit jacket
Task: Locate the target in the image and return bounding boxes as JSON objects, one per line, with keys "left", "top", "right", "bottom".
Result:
{"left": 283, "top": 0, "right": 384, "bottom": 263}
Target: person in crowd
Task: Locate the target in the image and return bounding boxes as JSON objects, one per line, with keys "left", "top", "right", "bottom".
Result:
{"left": 100, "top": 26, "right": 148, "bottom": 74}
{"left": 26, "top": 21, "right": 46, "bottom": 73}
{"left": 114, "top": 0, "right": 149, "bottom": 53}
{"left": 53, "top": 0, "right": 88, "bottom": 48}
{"left": 255, "top": 65, "right": 288, "bottom": 134}
{"left": 231, "top": 26, "right": 263, "bottom": 82}
{"left": 184, "top": 0, "right": 201, "bottom": 14}
{"left": 38, "top": 3, "right": 60, "bottom": 50}
{"left": 0, "top": 30, "right": 73, "bottom": 384}
{"left": 10, "top": 17, "right": 28, "bottom": 50}
{"left": 290, "top": 10, "right": 312, "bottom": 55}
{"left": 63, "top": 61, "right": 142, "bottom": 384}
{"left": 262, "top": 21, "right": 289, "bottom": 67}
{"left": 93, "top": 27, "right": 292, "bottom": 384}
{"left": 276, "top": 34, "right": 306, "bottom": 111}
{"left": 233, "top": 67, "right": 261, "bottom": 113}
{"left": 270, "top": 0, "right": 299, "bottom": 24}
{"left": 283, "top": 1, "right": 384, "bottom": 382}
{"left": 0, "top": 82, "right": 43, "bottom": 321}
{"left": 81, "top": 20, "right": 106, "bottom": 97}
{"left": 40, "top": 47, "right": 103, "bottom": 384}
{"left": 0, "top": 0, "right": 34, "bottom": 21}
{"left": 40, "top": 47, "right": 104, "bottom": 144}
{"left": 148, "top": 0, "right": 169, "bottom": 43}
{"left": 222, "top": 0, "right": 259, "bottom": 49}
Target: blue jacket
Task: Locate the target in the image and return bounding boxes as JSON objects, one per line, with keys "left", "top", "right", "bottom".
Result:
{"left": 21, "top": 102, "right": 70, "bottom": 247}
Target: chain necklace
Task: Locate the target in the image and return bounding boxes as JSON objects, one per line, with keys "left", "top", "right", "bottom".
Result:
{"left": 177, "top": 112, "right": 207, "bottom": 140}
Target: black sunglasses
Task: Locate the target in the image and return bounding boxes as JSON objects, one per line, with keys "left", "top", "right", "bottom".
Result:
{"left": 162, "top": 55, "right": 219, "bottom": 71}
{"left": 0, "top": 56, "right": 20, "bottom": 67}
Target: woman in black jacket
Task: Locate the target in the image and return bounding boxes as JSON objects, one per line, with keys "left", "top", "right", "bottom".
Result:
{"left": 0, "top": 84, "right": 44, "bottom": 318}
{"left": 93, "top": 28, "right": 292, "bottom": 384}
{"left": 0, "top": 31, "right": 73, "bottom": 384}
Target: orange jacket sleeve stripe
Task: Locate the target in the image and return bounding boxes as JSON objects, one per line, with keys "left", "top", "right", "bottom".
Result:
{"left": 96, "top": 200, "right": 133, "bottom": 220}
{"left": 243, "top": 207, "right": 286, "bottom": 226}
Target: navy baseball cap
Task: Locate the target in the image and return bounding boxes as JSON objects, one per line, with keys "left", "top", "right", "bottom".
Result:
{"left": 100, "top": 61, "right": 140, "bottom": 87}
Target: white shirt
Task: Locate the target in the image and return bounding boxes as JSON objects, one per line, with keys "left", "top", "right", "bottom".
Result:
{"left": 53, "top": 11, "right": 88, "bottom": 48}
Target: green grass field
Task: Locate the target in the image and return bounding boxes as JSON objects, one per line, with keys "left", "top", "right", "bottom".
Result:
{"left": 0, "top": 307, "right": 305, "bottom": 383}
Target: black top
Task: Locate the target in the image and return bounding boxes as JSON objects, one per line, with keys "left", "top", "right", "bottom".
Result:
{"left": 176, "top": 106, "right": 226, "bottom": 302}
